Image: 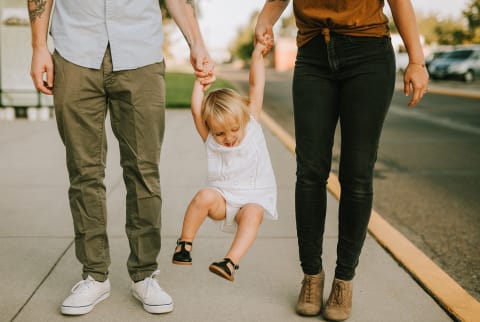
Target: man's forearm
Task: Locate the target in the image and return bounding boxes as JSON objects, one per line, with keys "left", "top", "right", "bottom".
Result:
{"left": 164, "top": 0, "right": 204, "bottom": 48}
{"left": 28, "top": 0, "right": 53, "bottom": 49}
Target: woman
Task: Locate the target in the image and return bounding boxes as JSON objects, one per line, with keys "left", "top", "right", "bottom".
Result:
{"left": 255, "top": 0, "right": 429, "bottom": 321}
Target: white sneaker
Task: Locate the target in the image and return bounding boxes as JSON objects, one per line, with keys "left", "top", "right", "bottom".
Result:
{"left": 131, "top": 270, "right": 173, "bottom": 314}
{"left": 61, "top": 276, "right": 111, "bottom": 315}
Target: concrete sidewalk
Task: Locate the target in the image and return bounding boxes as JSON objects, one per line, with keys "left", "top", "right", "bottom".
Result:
{"left": 0, "top": 109, "right": 452, "bottom": 322}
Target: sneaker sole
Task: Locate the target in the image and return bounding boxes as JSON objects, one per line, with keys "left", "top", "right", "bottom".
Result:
{"left": 132, "top": 291, "right": 174, "bottom": 314}
{"left": 60, "top": 291, "right": 110, "bottom": 315}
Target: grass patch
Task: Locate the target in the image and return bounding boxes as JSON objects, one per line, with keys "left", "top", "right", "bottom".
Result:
{"left": 165, "top": 72, "right": 235, "bottom": 108}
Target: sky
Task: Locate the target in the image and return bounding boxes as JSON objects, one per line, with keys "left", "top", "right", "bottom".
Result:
{"left": 169, "top": 0, "right": 472, "bottom": 62}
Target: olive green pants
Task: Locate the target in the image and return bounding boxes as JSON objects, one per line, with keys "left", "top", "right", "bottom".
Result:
{"left": 53, "top": 48, "right": 165, "bottom": 282}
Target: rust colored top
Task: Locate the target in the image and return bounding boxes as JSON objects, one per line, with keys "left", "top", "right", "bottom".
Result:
{"left": 293, "top": 0, "right": 390, "bottom": 46}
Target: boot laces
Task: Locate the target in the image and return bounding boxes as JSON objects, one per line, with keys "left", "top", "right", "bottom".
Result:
{"left": 302, "top": 276, "right": 313, "bottom": 302}
{"left": 332, "top": 281, "right": 346, "bottom": 305}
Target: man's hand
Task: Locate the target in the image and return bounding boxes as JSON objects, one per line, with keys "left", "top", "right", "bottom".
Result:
{"left": 190, "top": 44, "right": 215, "bottom": 91}
{"left": 30, "top": 46, "right": 53, "bottom": 95}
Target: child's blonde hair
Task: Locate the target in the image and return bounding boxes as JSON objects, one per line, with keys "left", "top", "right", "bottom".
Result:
{"left": 201, "top": 88, "right": 250, "bottom": 130}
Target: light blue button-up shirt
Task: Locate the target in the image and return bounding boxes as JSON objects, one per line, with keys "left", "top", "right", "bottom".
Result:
{"left": 50, "top": 0, "right": 164, "bottom": 71}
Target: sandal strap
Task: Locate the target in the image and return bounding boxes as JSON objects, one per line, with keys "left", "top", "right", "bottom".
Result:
{"left": 224, "top": 258, "right": 239, "bottom": 270}
{"left": 176, "top": 239, "right": 193, "bottom": 246}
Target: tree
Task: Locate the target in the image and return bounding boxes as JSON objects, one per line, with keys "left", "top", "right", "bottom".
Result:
{"left": 417, "top": 15, "right": 442, "bottom": 44}
{"left": 279, "top": 13, "right": 297, "bottom": 38}
{"left": 388, "top": 12, "right": 466, "bottom": 45}
{"left": 433, "top": 17, "right": 468, "bottom": 45}
{"left": 463, "top": 0, "right": 480, "bottom": 42}
{"left": 229, "top": 11, "right": 258, "bottom": 61}
{"left": 435, "top": 26, "right": 469, "bottom": 45}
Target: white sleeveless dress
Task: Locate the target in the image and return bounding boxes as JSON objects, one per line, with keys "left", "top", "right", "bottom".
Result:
{"left": 205, "top": 115, "right": 278, "bottom": 233}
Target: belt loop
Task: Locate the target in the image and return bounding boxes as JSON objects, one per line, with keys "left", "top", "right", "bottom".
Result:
{"left": 322, "top": 28, "right": 331, "bottom": 43}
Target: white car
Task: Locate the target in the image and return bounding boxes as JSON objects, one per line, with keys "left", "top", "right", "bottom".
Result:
{"left": 428, "top": 47, "right": 480, "bottom": 82}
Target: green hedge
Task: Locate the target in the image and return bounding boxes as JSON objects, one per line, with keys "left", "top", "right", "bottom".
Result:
{"left": 165, "top": 72, "right": 235, "bottom": 108}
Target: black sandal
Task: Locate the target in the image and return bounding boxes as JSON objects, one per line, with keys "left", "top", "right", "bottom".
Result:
{"left": 172, "top": 239, "right": 192, "bottom": 265}
{"left": 209, "top": 258, "right": 239, "bottom": 281}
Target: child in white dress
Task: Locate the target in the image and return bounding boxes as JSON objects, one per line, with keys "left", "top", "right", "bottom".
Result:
{"left": 172, "top": 41, "right": 278, "bottom": 281}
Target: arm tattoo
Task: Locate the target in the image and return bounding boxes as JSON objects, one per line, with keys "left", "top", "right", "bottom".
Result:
{"left": 28, "top": 0, "right": 47, "bottom": 23}
{"left": 185, "top": 0, "right": 195, "bottom": 11}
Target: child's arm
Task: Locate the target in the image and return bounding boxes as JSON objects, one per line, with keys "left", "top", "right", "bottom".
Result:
{"left": 248, "top": 42, "right": 267, "bottom": 120}
{"left": 191, "top": 80, "right": 209, "bottom": 142}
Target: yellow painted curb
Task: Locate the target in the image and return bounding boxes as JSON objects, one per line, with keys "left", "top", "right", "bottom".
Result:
{"left": 260, "top": 112, "right": 295, "bottom": 154}
{"left": 368, "top": 209, "right": 480, "bottom": 322}
{"left": 261, "top": 110, "right": 480, "bottom": 322}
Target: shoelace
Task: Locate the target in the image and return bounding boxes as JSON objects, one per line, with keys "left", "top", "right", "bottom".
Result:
{"left": 331, "top": 281, "right": 346, "bottom": 305}
{"left": 70, "top": 276, "right": 96, "bottom": 294}
{"left": 143, "top": 270, "right": 162, "bottom": 299}
{"left": 302, "top": 276, "right": 313, "bottom": 302}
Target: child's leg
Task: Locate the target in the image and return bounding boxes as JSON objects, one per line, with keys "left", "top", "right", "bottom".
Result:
{"left": 225, "top": 204, "right": 264, "bottom": 266}
{"left": 177, "top": 188, "right": 226, "bottom": 250}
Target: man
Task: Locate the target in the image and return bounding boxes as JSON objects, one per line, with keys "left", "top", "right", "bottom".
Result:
{"left": 28, "top": 0, "right": 214, "bottom": 315}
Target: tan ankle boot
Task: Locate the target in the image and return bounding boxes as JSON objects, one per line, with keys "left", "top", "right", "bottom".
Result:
{"left": 295, "top": 270, "right": 325, "bottom": 316}
{"left": 323, "top": 278, "right": 353, "bottom": 321}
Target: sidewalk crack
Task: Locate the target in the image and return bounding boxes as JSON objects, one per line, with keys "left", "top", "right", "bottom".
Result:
{"left": 10, "top": 240, "right": 74, "bottom": 322}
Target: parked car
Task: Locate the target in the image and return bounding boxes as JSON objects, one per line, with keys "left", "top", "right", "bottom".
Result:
{"left": 428, "top": 47, "right": 480, "bottom": 82}
{"left": 425, "top": 50, "right": 451, "bottom": 71}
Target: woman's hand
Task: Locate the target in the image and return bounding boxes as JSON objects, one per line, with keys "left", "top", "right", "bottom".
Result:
{"left": 254, "top": 23, "right": 274, "bottom": 55}
{"left": 403, "top": 62, "right": 429, "bottom": 107}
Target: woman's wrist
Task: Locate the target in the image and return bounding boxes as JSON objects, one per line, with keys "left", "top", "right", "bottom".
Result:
{"left": 409, "top": 62, "right": 426, "bottom": 68}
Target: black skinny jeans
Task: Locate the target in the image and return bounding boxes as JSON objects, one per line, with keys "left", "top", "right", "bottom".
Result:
{"left": 292, "top": 33, "right": 396, "bottom": 280}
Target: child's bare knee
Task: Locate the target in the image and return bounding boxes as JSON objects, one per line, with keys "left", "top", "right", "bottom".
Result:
{"left": 237, "top": 205, "right": 264, "bottom": 223}
{"left": 192, "top": 189, "right": 221, "bottom": 208}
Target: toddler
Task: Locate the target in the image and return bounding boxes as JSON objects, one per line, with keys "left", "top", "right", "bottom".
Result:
{"left": 172, "top": 42, "right": 278, "bottom": 281}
